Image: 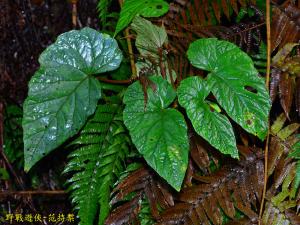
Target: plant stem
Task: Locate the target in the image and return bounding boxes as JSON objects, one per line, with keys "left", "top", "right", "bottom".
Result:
{"left": 96, "top": 77, "right": 134, "bottom": 84}
{"left": 258, "top": 0, "right": 271, "bottom": 223}
{"left": 265, "top": 5, "right": 271, "bottom": 89}
{"left": 118, "top": 0, "right": 137, "bottom": 78}
{"left": 71, "top": 0, "right": 77, "bottom": 28}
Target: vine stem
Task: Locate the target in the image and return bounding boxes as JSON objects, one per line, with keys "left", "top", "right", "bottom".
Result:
{"left": 258, "top": 0, "right": 271, "bottom": 223}
{"left": 118, "top": 0, "right": 137, "bottom": 78}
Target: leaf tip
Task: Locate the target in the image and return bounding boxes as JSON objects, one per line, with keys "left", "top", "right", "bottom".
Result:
{"left": 232, "top": 153, "right": 240, "bottom": 160}
{"left": 174, "top": 186, "right": 181, "bottom": 192}
{"left": 24, "top": 164, "right": 31, "bottom": 173}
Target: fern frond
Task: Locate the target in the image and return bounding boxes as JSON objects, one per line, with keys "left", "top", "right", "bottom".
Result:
{"left": 105, "top": 187, "right": 156, "bottom": 225}
{"left": 260, "top": 113, "right": 300, "bottom": 225}
{"left": 252, "top": 42, "right": 267, "bottom": 73}
{"left": 165, "top": 0, "right": 256, "bottom": 27}
{"left": 271, "top": 2, "right": 300, "bottom": 52}
{"left": 3, "top": 104, "right": 24, "bottom": 168}
{"left": 268, "top": 113, "right": 300, "bottom": 177}
{"left": 106, "top": 165, "right": 174, "bottom": 224}
{"left": 225, "top": 218, "right": 255, "bottom": 225}
{"left": 270, "top": 43, "right": 299, "bottom": 118}
{"left": 157, "top": 150, "right": 263, "bottom": 225}
{"left": 262, "top": 202, "right": 300, "bottom": 225}
{"left": 64, "top": 98, "right": 131, "bottom": 225}
{"left": 97, "top": 0, "right": 111, "bottom": 28}
{"left": 189, "top": 132, "right": 220, "bottom": 177}
{"left": 97, "top": 0, "right": 120, "bottom": 31}
{"left": 138, "top": 198, "right": 155, "bottom": 225}
{"left": 105, "top": 193, "right": 143, "bottom": 225}
{"left": 163, "top": 1, "right": 264, "bottom": 80}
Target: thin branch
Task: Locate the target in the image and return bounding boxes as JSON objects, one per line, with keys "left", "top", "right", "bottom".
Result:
{"left": 265, "top": 4, "right": 271, "bottom": 88}
{"left": 259, "top": 0, "right": 271, "bottom": 223}
{"left": 71, "top": 0, "right": 77, "bottom": 28}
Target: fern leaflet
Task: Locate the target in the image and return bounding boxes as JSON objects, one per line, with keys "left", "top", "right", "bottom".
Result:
{"left": 64, "top": 97, "right": 130, "bottom": 225}
{"left": 97, "top": 0, "right": 119, "bottom": 31}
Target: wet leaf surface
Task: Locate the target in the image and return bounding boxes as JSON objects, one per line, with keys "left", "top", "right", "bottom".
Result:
{"left": 115, "top": 0, "right": 169, "bottom": 36}
{"left": 187, "top": 38, "right": 271, "bottom": 140}
{"left": 123, "top": 76, "right": 189, "bottom": 191}
{"left": 178, "top": 76, "right": 239, "bottom": 158}
{"left": 23, "top": 28, "right": 122, "bottom": 171}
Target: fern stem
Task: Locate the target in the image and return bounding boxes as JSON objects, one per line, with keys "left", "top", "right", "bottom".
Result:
{"left": 258, "top": 127, "right": 270, "bottom": 224}
{"left": 118, "top": 0, "right": 137, "bottom": 78}
{"left": 258, "top": 0, "right": 271, "bottom": 223}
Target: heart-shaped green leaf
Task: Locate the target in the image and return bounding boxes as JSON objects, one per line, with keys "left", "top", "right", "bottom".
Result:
{"left": 123, "top": 76, "right": 189, "bottom": 191}
{"left": 115, "top": 0, "right": 169, "bottom": 36}
{"left": 23, "top": 28, "right": 122, "bottom": 171}
{"left": 187, "top": 38, "right": 271, "bottom": 140}
{"left": 178, "top": 76, "right": 238, "bottom": 158}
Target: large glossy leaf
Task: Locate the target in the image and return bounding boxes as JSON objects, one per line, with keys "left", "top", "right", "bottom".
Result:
{"left": 187, "top": 38, "right": 271, "bottom": 140}
{"left": 23, "top": 66, "right": 101, "bottom": 171}
{"left": 123, "top": 76, "right": 189, "bottom": 191}
{"left": 23, "top": 28, "right": 123, "bottom": 171}
{"left": 39, "top": 28, "right": 122, "bottom": 74}
{"left": 114, "top": 0, "right": 169, "bottom": 36}
{"left": 177, "top": 77, "right": 238, "bottom": 158}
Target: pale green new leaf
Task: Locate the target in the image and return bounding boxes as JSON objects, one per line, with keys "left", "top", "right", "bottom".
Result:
{"left": 132, "top": 17, "right": 176, "bottom": 83}
{"left": 131, "top": 16, "right": 168, "bottom": 58}
{"left": 114, "top": 0, "right": 169, "bottom": 36}
{"left": 123, "top": 76, "right": 189, "bottom": 191}
{"left": 178, "top": 77, "right": 238, "bottom": 158}
{"left": 23, "top": 28, "right": 123, "bottom": 171}
{"left": 187, "top": 38, "right": 271, "bottom": 140}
